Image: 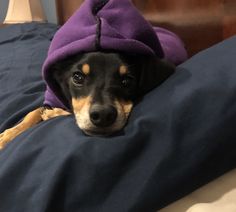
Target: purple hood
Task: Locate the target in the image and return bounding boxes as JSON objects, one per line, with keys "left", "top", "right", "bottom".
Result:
{"left": 42, "top": 0, "right": 188, "bottom": 109}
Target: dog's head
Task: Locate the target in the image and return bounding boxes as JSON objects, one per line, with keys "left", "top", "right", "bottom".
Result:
{"left": 50, "top": 52, "right": 175, "bottom": 136}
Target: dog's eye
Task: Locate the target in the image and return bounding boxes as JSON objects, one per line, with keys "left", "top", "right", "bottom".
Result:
{"left": 121, "top": 76, "right": 133, "bottom": 87}
{"left": 72, "top": 72, "right": 85, "bottom": 86}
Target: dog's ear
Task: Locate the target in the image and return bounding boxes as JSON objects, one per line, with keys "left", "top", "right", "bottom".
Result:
{"left": 138, "top": 57, "right": 175, "bottom": 96}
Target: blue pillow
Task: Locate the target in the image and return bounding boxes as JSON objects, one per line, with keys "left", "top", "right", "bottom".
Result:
{"left": 0, "top": 23, "right": 236, "bottom": 211}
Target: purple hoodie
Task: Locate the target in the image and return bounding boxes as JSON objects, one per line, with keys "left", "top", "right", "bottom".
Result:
{"left": 42, "top": 0, "right": 188, "bottom": 109}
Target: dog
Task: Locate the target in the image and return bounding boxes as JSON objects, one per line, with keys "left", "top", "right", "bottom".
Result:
{"left": 0, "top": 52, "right": 174, "bottom": 149}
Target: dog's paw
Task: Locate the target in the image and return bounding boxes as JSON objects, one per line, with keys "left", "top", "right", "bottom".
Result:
{"left": 41, "top": 108, "right": 70, "bottom": 121}
{"left": 0, "top": 129, "right": 18, "bottom": 150}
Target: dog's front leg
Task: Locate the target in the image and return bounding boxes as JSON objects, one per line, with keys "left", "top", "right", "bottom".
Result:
{"left": 0, "top": 108, "right": 43, "bottom": 149}
{"left": 0, "top": 107, "right": 71, "bottom": 150}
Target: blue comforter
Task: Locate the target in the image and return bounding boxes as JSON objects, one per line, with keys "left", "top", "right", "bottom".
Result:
{"left": 0, "top": 23, "right": 236, "bottom": 212}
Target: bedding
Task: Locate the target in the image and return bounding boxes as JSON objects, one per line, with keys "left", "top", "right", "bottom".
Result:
{"left": 0, "top": 23, "right": 236, "bottom": 212}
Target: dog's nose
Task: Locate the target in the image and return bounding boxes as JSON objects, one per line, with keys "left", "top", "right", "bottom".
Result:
{"left": 89, "top": 105, "right": 117, "bottom": 127}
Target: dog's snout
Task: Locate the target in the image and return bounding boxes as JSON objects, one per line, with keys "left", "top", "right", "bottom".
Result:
{"left": 89, "top": 105, "right": 117, "bottom": 127}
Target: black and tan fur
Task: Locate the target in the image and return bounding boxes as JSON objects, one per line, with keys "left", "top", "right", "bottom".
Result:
{"left": 0, "top": 52, "right": 175, "bottom": 149}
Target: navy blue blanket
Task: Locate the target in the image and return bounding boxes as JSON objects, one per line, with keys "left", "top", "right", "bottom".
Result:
{"left": 0, "top": 23, "right": 236, "bottom": 212}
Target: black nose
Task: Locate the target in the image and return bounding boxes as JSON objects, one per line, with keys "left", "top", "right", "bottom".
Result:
{"left": 89, "top": 105, "right": 117, "bottom": 127}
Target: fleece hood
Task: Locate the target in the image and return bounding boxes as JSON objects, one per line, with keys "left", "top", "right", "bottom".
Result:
{"left": 43, "top": 0, "right": 187, "bottom": 109}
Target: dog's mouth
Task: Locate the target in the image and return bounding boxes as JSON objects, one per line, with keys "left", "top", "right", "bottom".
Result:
{"left": 82, "top": 128, "right": 115, "bottom": 137}
{"left": 78, "top": 114, "right": 129, "bottom": 137}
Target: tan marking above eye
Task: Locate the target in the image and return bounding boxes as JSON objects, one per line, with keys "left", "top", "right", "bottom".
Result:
{"left": 119, "top": 65, "right": 128, "bottom": 75}
{"left": 82, "top": 64, "right": 90, "bottom": 75}
{"left": 72, "top": 96, "right": 92, "bottom": 113}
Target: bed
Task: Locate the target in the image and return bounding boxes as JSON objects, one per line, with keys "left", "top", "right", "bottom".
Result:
{"left": 0, "top": 1, "right": 236, "bottom": 211}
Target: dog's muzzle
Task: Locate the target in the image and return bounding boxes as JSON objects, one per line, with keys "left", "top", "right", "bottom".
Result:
{"left": 72, "top": 97, "right": 133, "bottom": 136}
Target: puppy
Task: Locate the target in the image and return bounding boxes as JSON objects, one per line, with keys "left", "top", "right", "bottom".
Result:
{"left": 0, "top": 52, "right": 174, "bottom": 149}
